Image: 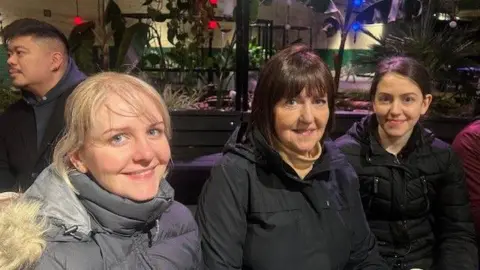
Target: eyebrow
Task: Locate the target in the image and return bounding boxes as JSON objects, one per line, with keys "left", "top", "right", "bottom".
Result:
{"left": 102, "top": 121, "right": 164, "bottom": 135}
{"left": 8, "top": 45, "right": 29, "bottom": 51}
{"left": 378, "top": 92, "right": 419, "bottom": 96}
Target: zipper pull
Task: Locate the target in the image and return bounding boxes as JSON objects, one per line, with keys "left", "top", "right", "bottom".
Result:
{"left": 394, "top": 155, "right": 400, "bottom": 164}
{"left": 374, "top": 177, "right": 379, "bottom": 194}
{"left": 421, "top": 176, "right": 428, "bottom": 194}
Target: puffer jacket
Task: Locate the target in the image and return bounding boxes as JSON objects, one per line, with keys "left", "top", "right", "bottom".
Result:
{"left": 197, "top": 126, "right": 387, "bottom": 270}
{"left": 335, "top": 114, "right": 478, "bottom": 270}
{"left": 23, "top": 165, "right": 201, "bottom": 270}
{"left": 0, "top": 194, "right": 47, "bottom": 270}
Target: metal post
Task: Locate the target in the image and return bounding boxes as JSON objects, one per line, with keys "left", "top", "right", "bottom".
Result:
{"left": 208, "top": 31, "right": 214, "bottom": 86}
{"left": 235, "top": 0, "right": 250, "bottom": 111}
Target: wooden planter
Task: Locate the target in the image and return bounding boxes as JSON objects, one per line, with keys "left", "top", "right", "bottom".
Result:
{"left": 168, "top": 110, "right": 472, "bottom": 206}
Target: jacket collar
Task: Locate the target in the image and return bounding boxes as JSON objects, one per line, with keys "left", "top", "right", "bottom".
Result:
{"left": 248, "top": 128, "right": 345, "bottom": 182}
{"left": 22, "top": 58, "right": 86, "bottom": 106}
{"left": 351, "top": 114, "right": 435, "bottom": 164}
{"left": 24, "top": 165, "right": 174, "bottom": 239}
{"left": 70, "top": 172, "right": 173, "bottom": 236}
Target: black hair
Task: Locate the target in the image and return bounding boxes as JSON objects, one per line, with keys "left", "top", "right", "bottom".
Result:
{"left": 2, "top": 18, "right": 69, "bottom": 53}
{"left": 370, "top": 56, "right": 431, "bottom": 100}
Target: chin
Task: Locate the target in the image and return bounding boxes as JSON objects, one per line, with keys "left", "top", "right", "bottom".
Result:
{"left": 10, "top": 80, "right": 26, "bottom": 88}
{"left": 293, "top": 144, "right": 318, "bottom": 155}
{"left": 125, "top": 189, "right": 159, "bottom": 202}
{"left": 384, "top": 128, "right": 409, "bottom": 138}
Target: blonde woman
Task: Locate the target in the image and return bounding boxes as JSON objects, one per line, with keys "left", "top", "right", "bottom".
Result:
{"left": 0, "top": 192, "right": 46, "bottom": 270}
{"left": 23, "top": 72, "right": 201, "bottom": 269}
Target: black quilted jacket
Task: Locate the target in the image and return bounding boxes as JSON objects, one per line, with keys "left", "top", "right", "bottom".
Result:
{"left": 335, "top": 114, "right": 477, "bottom": 270}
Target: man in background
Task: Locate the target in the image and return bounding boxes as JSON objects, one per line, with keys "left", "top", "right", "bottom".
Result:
{"left": 0, "top": 18, "right": 86, "bottom": 191}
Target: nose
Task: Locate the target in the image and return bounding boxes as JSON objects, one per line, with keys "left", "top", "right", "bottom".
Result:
{"left": 7, "top": 53, "right": 16, "bottom": 67}
{"left": 299, "top": 103, "right": 314, "bottom": 123}
{"left": 389, "top": 100, "right": 402, "bottom": 116}
{"left": 132, "top": 137, "right": 155, "bottom": 165}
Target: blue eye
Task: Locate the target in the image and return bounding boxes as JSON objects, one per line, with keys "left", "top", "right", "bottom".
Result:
{"left": 110, "top": 134, "right": 126, "bottom": 145}
{"left": 148, "top": 128, "right": 163, "bottom": 136}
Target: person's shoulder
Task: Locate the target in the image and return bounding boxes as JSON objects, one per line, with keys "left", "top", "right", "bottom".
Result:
{"left": 214, "top": 149, "right": 256, "bottom": 177}
{"left": 453, "top": 120, "right": 480, "bottom": 144}
{"left": 0, "top": 98, "right": 27, "bottom": 121}
{"left": 334, "top": 133, "right": 363, "bottom": 154}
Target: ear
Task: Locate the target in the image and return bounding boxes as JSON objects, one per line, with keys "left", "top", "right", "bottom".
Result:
{"left": 69, "top": 150, "right": 88, "bottom": 173}
{"left": 420, "top": 94, "right": 433, "bottom": 115}
{"left": 50, "top": 52, "right": 64, "bottom": 72}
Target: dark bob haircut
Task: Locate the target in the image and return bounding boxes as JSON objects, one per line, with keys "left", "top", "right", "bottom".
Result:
{"left": 1, "top": 18, "right": 69, "bottom": 53}
{"left": 249, "top": 43, "right": 335, "bottom": 145}
{"left": 370, "top": 56, "right": 432, "bottom": 100}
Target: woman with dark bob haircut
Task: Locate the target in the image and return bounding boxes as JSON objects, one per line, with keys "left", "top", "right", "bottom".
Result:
{"left": 335, "top": 56, "right": 478, "bottom": 269}
{"left": 196, "top": 44, "right": 387, "bottom": 270}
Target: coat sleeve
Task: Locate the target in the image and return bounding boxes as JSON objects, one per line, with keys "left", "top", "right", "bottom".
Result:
{"left": 195, "top": 155, "right": 249, "bottom": 270}
{"left": 452, "top": 130, "right": 480, "bottom": 236}
{"left": 345, "top": 168, "right": 389, "bottom": 270}
{"left": 0, "top": 115, "right": 16, "bottom": 191}
{"left": 435, "top": 149, "right": 478, "bottom": 270}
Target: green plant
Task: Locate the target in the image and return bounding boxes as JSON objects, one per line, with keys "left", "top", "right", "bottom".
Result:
{"left": 69, "top": 0, "right": 155, "bottom": 73}
{"left": 248, "top": 38, "right": 269, "bottom": 69}
{"left": 161, "top": 84, "right": 205, "bottom": 110}
{"left": 428, "top": 92, "right": 472, "bottom": 117}
{"left": 354, "top": 0, "right": 480, "bottom": 98}
{"left": 0, "top": 82, "right": 20, "bottom": 113}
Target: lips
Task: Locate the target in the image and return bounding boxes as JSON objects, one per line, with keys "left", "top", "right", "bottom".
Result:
{"left": 123, "top": 166, "right": 157, "bottom": 180}
{"left": 386, "top": 119, "right": 406, "bottom": 126}
{"left": 8, "top": 69, "right": 21, "bottom": 75}
{"left": 293, "top": 129, "right": 316, "bottom": 136}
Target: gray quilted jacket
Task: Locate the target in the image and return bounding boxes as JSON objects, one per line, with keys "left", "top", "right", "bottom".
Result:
{"left": 24, "top": 166, "right": 201, "bottom": 270}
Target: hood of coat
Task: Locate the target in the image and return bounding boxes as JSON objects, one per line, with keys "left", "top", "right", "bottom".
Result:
{"left": 21, "top": 57, "right": 86, "bottom": 105}
{"left": 23, "top": 165, "right": 175, "bottom": 240}
{"left": 0, "top": 194, "right": 47, "bottom": 270}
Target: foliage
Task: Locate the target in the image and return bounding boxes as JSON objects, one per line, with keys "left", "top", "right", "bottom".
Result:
{"left": 0, "top": 82, "right": 20, "bottom": 113}
{"left": 146, "top": 0, "right": 215, "bottom": 69}
{"left": 248, "top": 38, "right": 270, "bottom": 69}
{"left": 353, "top": 0, "right": 480, "bottom": 98}
{"left": 161, "top": 84, "right": 205, "bottom": 110}
{"left": 69, "top": 0, "right": 155, "bottom": 73}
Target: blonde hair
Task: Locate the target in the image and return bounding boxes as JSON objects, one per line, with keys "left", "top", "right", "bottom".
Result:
{"left": 0, "top": 194, "right": 47, "bottom": 270}
{"left": 52, "top": 72, "right": 172, "bottom": 187}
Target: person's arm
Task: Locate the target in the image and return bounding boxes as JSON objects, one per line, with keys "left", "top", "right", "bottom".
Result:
{"left": 435, "top": 150, "right": 478, "bottom": 270}
{"left": 344, "top": 168, "right": 388, "bottom": 270}
{"left": 452, "top": 130, "right": 480, "bottom": 235}
{"left": 195, "top": 154, "right": 249, "bottom": 270}
{"left": 0, "top": 116, "right": 16, "bottom": 191}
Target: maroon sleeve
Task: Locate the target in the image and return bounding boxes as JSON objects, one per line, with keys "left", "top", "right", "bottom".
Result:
{"left": 452, "top": 123, "right": 480, "bottom": 235}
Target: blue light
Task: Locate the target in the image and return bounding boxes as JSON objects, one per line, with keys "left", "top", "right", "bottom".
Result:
{"left": 352, "top": 22, "right": 361, "bottom": 31}
{"left": 353, "top": 0, "right": 362, "bottom": 7}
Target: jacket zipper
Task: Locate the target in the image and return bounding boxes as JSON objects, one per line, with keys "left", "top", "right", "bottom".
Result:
{"left": 373, "top": 177, "right": 379, "bottom": 194}
{"left": 393, "top": 155, "right": 407, "bottom": 212}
